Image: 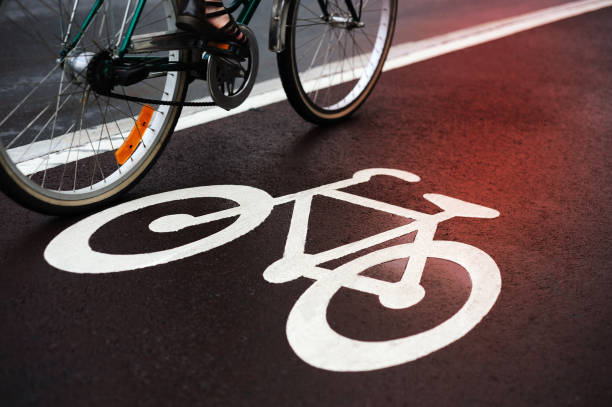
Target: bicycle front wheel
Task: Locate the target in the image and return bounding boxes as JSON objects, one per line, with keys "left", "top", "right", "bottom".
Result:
{"left": 0, "top": 0, "right": 188, "bottom": 215}
{"left": 277, "top": 0, "right": 397, "bottom": 124}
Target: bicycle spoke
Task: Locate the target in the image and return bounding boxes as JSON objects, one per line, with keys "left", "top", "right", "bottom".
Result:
{"left": 0, "top": 64, "right": 60, "bottom": 131}
{"left": 14, "top": 93, "right": 77, "bottom": 164}
{"left": 56, "top": 121, "right": 78, "bottom": 191}
{"left": 23, "top": 97, "right": 78, "bottom": 176}
{"left": 323, "top": 28, "right": 348, "bottom": 105}
{"left": 137, "top": 16, "right": 170, "bottom": 30}
{"left": 295, "top": 22, "right": 327, "bottom": 29}
{"left": 92, "top": 93, "right": 128, "bottom": 144}
{"left": 296, "top": 29, "right": 328, "bottom": 52}
{"left": 307, "top": 24, "right": 331, "bottom": 75}
{"left": 11, "top": 80, "right": 80, "bottom": 150}
{"left": 299, "top": 3, "right": 323, "bottom": 19}
{"left": 117, "top": 0, "right": 135, "bottom": 47}
{"left": 6, "top": 106, "right": 49, "bottom": 149}
{"left": 311, "top": 27, "right": 337, "bottom": 102}
{"left": 72, "top": 89, "right": 90, "bottom": 191}
{"left": 139, "top": 79, "right": 168, "bottom": 95}
{"left": 42, "top": 70, "right": 76, "bottom": 186}
{"left": 140, "top": 0, "right": 164, "bottom": 22}
{"left": 93, "top": 96, "right": 120, "bottom": 171}
{"left": 356, "top": 26, "right": 376, "bottom": 49}
{"left": 119, "top": 88, "right": 149, "bottom": 148}
{"left": 13, "top": 0, "right": 62, "bottom": 43}
{"left": 36, "top": 0, "right": 62, "bottom": 18}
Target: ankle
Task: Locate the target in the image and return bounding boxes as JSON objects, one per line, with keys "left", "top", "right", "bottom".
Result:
{"left": 205, "top": 5, "right": 228, "bottom": 27}
{"left": 205, "top": 5, "right": 224, "bottom": 14}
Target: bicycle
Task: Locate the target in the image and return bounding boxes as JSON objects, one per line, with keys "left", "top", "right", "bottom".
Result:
{"left": 45, "top": 168, "right": 502, "bottom": 371}
{"left": 0, "top": 0, "right": 397, "bottom": 215}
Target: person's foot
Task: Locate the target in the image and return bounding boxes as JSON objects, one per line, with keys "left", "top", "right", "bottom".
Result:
{"left": 204, "top": 4, "right": 244, "bottom": 42}
{"left": 176, "top": 0, "right": 247, "bottom": 46}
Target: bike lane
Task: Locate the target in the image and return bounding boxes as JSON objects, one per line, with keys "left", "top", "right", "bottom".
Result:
{"left": 1, "top": 6, "right": 611, "bottom": 407}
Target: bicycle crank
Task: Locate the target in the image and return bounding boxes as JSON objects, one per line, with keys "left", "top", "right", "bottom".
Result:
{"left": 207, "top": 25, "right": 259, "bottom": 111}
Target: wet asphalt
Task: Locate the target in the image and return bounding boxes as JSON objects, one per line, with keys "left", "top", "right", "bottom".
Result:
{"left": 1, "top": 4, "right": 612, "bottom": 407}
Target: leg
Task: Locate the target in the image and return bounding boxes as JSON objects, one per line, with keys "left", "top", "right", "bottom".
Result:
{"left": 204, "top": 2, "right": 244, "bottom": 42}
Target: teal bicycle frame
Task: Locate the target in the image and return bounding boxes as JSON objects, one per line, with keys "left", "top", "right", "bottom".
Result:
{"left": 60, "top": 0, "right": 263, "bottom": 60}
{"left": 58, "top": 0, "right": 365, "bottom": 84}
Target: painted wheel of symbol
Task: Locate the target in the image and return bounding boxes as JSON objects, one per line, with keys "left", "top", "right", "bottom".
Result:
{"left": 285, "top": 241, "right": 501, "bottom": 372}
{"left": 45, "top": 185, "right": 274, "bottom": 273}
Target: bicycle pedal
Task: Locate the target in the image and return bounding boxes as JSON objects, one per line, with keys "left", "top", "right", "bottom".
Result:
{"left": 203, "top": 40, "right": 248, "bottom": 60}
{"left": 208, "top": 40, "right": 230, "bottom": 50}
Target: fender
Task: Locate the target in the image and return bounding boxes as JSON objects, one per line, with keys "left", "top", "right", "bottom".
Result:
{"left": 268, "top": 0, "right": 291, "bottom": 53}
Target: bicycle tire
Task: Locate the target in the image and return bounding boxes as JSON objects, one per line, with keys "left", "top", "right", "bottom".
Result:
{"left": 0, "top": 0, "right": 188, "bottom": 215}
{"left": 277, "top": 0, "right": 397, "bottom": 125}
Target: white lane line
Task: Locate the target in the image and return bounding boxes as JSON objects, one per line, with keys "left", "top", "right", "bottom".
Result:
{"left": 383, "top": 0, "right": 612, "bottom": 71}
{"left": 175, "top": 78, "right": 286, "bottom": 131}
{"left": 11, "top": 0, "right": 611, "bottom": 172}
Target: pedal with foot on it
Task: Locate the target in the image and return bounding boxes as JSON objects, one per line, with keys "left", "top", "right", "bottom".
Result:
{"left": 206, "top": 25, "right": 258, "bottom": 111}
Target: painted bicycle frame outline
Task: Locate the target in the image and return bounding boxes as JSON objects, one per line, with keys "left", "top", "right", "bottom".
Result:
{"left": 44, "top": 168, "right": 502, "bottom": 371}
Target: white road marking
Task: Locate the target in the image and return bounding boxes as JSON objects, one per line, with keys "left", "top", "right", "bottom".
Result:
{"left": 45, "top": 169, "right": 501, "bottom": 371}
{"left": 11, "top": 0, "right": 611, "bottom": 172}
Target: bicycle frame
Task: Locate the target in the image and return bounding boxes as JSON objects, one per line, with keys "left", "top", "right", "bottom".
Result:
{"left": 56, "top": 0, "right": 369, "bottom": 87}
{"left": 60, "top": 0, "right": 263, "bottom": 61}
{"left": 61, "top": 0, "right": 364, "bottom": 59}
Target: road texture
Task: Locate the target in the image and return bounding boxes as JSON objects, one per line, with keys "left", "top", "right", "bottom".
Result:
{"left": 1, "top": 4, "right": 611, "bottom": 407}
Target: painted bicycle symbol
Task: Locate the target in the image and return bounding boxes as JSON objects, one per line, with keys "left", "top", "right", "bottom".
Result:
{"left": 46, "top": 169, "right": 501, "bottom": 371}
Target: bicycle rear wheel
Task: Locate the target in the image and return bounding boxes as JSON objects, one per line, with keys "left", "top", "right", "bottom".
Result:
{"left": 277, "top": 0, "right": 397, "bottom": 124}
{"left": 0, "top": 0, "right": 188, "bottom": 215}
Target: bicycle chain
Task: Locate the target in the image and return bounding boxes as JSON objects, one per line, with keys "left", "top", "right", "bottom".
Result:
{"left": 106, "top": 91, "right": 217, "bottom": 107}
{"left": 86, "top": 50, "right": 215, "bottom": 107}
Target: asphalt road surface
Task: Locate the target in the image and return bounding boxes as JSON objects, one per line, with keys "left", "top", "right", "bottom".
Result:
{"left": 1, "top": 2, "right": 611, "bottom": 407}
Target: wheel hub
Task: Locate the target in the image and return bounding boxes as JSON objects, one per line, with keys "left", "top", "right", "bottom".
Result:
{"left": 63, "top": 51, "right": 96, "bottom": 84}
{"left": 85, "top": 51, "right": 115, "bottom": 95}
{"left": 328, "top": 14, "right": 365, "bottom": 29}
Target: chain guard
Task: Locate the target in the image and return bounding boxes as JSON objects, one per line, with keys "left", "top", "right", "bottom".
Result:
{"left": 207, "top": 25, "right": 259, "bottom": 111}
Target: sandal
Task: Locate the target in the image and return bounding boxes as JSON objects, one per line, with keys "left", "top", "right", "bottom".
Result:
{"left": 176, "top": 0, "right": 248, "bottom": 48}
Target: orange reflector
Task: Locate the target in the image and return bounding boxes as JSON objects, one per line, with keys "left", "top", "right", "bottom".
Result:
{"left": 208, "top": 41, "right": 230, "bottom": 50}
{"left": 115, "top": 104, "right": 154, "bottom": 165}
